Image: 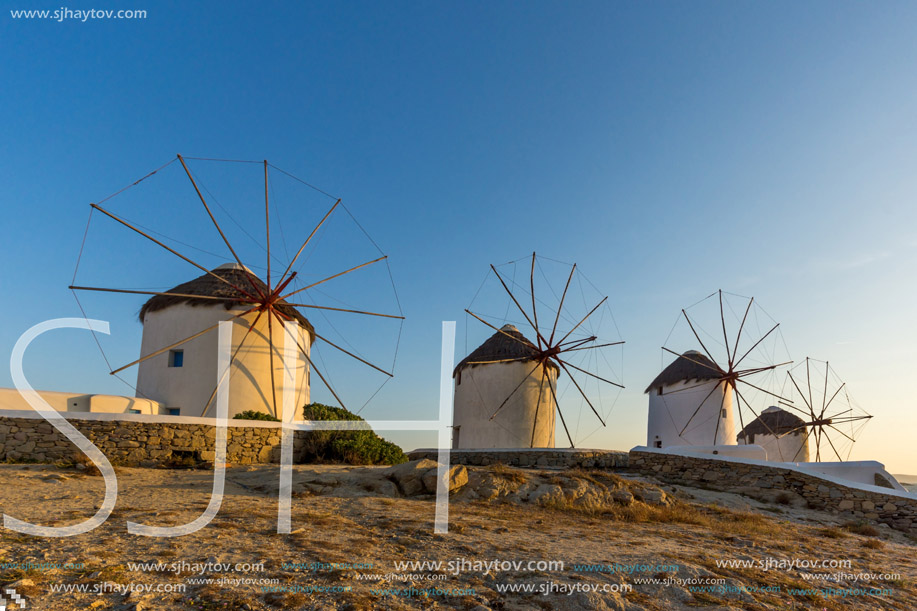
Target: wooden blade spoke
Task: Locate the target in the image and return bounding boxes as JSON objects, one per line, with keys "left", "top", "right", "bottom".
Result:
{"left": 731, "top": 380, "right": 745, "bottom": 445}
{"left": 200, "top": 311, "right": 264, "bottom": 417}
{"left": 678, "top": 380, "right": 723, "bottom": 437}
{"left": 294, "top": 336, "right": 347, "bottom": 411}
{"left": 806, "top": 358, "right": 814, "bottom": 421}
{"left": 658, "top": 380, "right": 719, "bottom": 397}
{"left": 276, "top": 199, "right": 341, "bottom": 288}
{"left": 822, "top": 360, "right": 830, "bottom": 418}
{"left": 661, "top": 347, "right": 723, "bottom": 375}
{"left": 284, "top": 302, "right": 404, "bottom": 319}
{"left": 557, "top": 296, "right": 608, "bottom": 346}
{"left": 530, "top": 253, "right": 541, "bottom": 349}
{"left": 545, "top": 372, "right": 574, "bottom": 448}
{"left": 90, "top": 203, "right": 260, "bottom": 302}
{"left": 824, "top": 424, "right": 856, "bottom": 443}
{"left": 267, "top": 309, "right": 280, "bottom": 418}
{"left": 786, "top": 372, "right": 813, "bottom": 414}
{"left": 681, "top": 309, "right": 721, "bottom": 371}
{"left": 820, "top": 382, "right": 846, "bottom": 421}
{"left": 530, "top": 367, "right": 547, "bottom": 448}
{"left": 557, "top": 358, "right": 624, "bottom": 389}
{"left": 719, "top": 290, "right": 732, "bottom": 367}
{"left": 177, "top": 154, "right": 248, "bottom": 274}
{"left": 490, "top": 264, "right": 548, "bottom": 348}
{"left": 822, "top": 427, "right": 845, "bottom": 462}
{"left": 712, "top": 383, "right": 727, "bottom": 445}
{"left": 465, "top": 310, "right": 539, "bottom": 349}
{"left": 735, "top": 361, "right": 793, "bottom": 377}
{"left": 557, "top": 361, "right": 606, "bottom": 426}
{"left": 790, "top": 426, "right": 815, "bottom": 462}
{"left": 733, "top": 384, "right": 781, "bottom": 440}
{"left": 70, "top": 285, "right": 251, "bottom": 304}
{"left": 564, "top": 341, "right": 624, "bottom": 353}
{"left": 735, "top": 377, "right": 793, "bottom": 404}
{"left": 549, "top": 263, "right": 576, "bottom": 346}
{"left": 313, "top": 332, "right": 393, "bottom": 377}
{"left": 557, "top": 336, "right": 597, "bottom": 350}
{"left": 489, "top": 361, "right": 542, "bottom": 421}
{"left": 109, "top": 307, "right": 257, "bottom": 375}
{"left": 733, "top": 323, "right": 779, "bottom": 370}
{"left": 281, "top": 255, "right": 388, "bottom": 301}
{"left": 774, "top": 423, "right": 808, "bottom": 440}
{"left": 826, "top": 414, "right": 872, "bottom": 424}
{"left": 731, "top": 297, "right": 754, "bottom": 369}
{"left": 462, "top": 357, "right": 531, "bottom": 366}
{"left": 776, "top": 399, "right": 816, "bottom": 418}
{"left": 264, "top": 160, "right": 271, "bottom": 292}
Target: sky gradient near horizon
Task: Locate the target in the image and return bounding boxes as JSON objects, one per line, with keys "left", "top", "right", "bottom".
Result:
{"left": 1, "top": 2, "right": 916, "bottom": 472}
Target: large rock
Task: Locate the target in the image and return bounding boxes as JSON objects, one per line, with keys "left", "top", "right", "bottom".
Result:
{"left": 385, "top": 459, "right": 439, "bottom": 496}
{"left": 527, "top": 484, "right": 564, "bottom": 506}
{"left": 633, "top": 487, "right": 670, "bottom": 506}
{"left": 421, "top": 464, "right": 469, "bottom": 494}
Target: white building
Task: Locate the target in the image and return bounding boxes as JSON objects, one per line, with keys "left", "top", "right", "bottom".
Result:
{"left": 452, "top": 324, "right": 557, "bottom": 449}
{"left": 737, "top": 405, "right": 810, "bottom": 462}
{"left": 645, "top": 350, "right": 734, "bottom": 449}
{"left": 136, "top": 263, "right": 313, "bottom": 419}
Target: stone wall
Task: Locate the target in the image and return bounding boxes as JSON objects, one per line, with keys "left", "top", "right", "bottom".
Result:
{"left": 630, "top": 450, "right": 917, "bottom": 534}
{"left": 0, "top": 415, "right": 305, "bottom": 466}
{"left": 408, "top": 448, "right": 629, "bottom": 469}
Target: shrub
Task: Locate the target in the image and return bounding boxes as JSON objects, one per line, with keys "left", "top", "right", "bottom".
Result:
{"left": 232, "top": 410, "right": 280, "bottom": 422}
{"left": 843, "top": 521, "right": 880, "bottom": 537}
{"left": 299, "top": 403, "right": 406, "bottom": 465}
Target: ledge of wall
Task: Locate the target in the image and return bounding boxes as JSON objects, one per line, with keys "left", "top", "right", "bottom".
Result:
{"left": 0, "top": 415, "right": 304, "bottom": 466}
{"left": 408, "top": 448, "right": 630, "bottom": 469}
{"left": 629, "top": 449, "right": 917, "bottom": 534}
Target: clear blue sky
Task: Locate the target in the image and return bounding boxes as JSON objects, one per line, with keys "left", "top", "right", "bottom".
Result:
{"left": 2, "top": 2, "right": 916, "bottom": 472}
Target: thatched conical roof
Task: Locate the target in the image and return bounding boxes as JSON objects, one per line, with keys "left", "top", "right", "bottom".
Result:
{"left": 139, "top": 263, "right": 314, "bottom": 337}
{"left": 737, "top": 406, "right": 807, "bottom": 439}
{"left": 644, "top": 350, "right": 721, "bottom": 393}
{"left": 454, "top": 324, "right": 558, "bottom": 377}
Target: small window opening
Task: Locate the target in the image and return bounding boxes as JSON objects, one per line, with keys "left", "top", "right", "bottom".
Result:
{"left": 168, "top": 349, "right": 184, "bottom": 368}
{"left": 167, "top": 407, "right": 181, "bottom": 416}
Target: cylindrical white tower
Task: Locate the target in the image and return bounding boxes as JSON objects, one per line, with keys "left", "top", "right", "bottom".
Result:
{"left": 452, "top": 325, "right": 558, "bottom": 449}
{"left": 645, "top": 350, "right": 735, "bottom": 448}
{"left": 738, "top": 405, "right": 810, "bottom": 462}
{"left": 136, "top": 263, "right": 312, "bottom": 419}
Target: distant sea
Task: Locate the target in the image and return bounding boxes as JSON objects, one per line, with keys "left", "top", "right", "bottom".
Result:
{"left": 893, "top": 475, "right": 917, "bottom": 493}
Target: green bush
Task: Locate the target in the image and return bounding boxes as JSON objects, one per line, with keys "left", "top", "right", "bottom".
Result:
{"left": 300, "top": 403, "right": 406, "bottom": 465}
{"left": 232, "top": 410, "right": 280, "bottom": 422}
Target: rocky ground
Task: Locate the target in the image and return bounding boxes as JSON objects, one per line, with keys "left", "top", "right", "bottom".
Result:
{"left": 0, "top": 460, "right": 915, "bottom": 610}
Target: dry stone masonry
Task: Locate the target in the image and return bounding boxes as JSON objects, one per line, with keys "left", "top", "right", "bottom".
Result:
{"left": 408, "top": 448, "right": 629, "bottom": 469}
{"left": 630, "top": 450, "right": 917, "bottom": 534}
{"left": 0, "top": 415, "right": 303, "bottom": 466}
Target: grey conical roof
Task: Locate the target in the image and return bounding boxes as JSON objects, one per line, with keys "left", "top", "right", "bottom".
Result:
{"left": 454, "top": 324, "right": 558, "bottom": 377}
{"left": 140, "top": 263, "right": 314, "bottom": 336}
{"left": 644, "top": 350, "right": 721, "bottom": 393}
{"left": 737, "top": 406, "right": 807, "bottom": 439}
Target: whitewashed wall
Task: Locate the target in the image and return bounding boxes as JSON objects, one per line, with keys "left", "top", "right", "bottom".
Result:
{"left": 647, "top": 378, "right": 735, "bottom": 448}
{"left": 453, "top": 361, "right": 557, "bottom": 449}
{"left": 136, "top": 303, "right": 310, "bottom": 419}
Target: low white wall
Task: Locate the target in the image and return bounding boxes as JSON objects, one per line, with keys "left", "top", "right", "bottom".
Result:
{"left": 0, "top": 388, "right": 163, "bottom": 415}
{"left": 663, "top": 444, "right": 767, "bottom": 460}
{"left": 632, "top": 445, "right": 914, "bottom": 498}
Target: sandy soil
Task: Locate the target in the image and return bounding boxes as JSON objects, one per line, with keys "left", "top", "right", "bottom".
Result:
{"left": 0, "top": 462, "right": 915, "bottom": 610}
